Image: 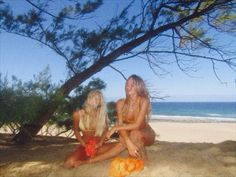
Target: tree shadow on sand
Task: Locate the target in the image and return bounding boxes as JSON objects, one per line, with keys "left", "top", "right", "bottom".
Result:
{"left": 0, "top": 133, "right": 236, "bottom": 177}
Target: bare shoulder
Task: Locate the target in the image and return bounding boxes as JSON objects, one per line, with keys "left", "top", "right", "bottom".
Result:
{"left": 73, "top": 109, "right": 84, "bottom": 119}
{"left": 116, "top": 98, "right": 125, "bottom": 107}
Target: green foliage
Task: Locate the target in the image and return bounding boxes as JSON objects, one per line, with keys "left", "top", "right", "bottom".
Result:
{"left": 0, "top": 67, "right": 56, "bottom": 124}
{"left": 81, "top": 0, "right": 103, "bottom": 14}
{"left": 212, "top": 10, "right": 236, "bottom": 32}
{"left": 0, "top": 68, "right": 112, "bottom": 130}
{"left": 107, "top": 101, "right": 117, "bottom": 124}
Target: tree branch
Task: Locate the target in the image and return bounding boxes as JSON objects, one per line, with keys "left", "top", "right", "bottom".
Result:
{"left": 25, "top": 0, "right": 57, "bottom": 19}
{"left": 108, "top": 65, "right": 127, "bottom": 80}
{"left": 180, "top": 25, "right": 225, "bottom": 58}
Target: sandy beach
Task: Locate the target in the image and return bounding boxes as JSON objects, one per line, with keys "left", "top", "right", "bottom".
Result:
{"left": 151, "top": 120, "right": 236, "bottom": 143}
{"left": 0, "top": 120, "right": 236, "bottom": 177}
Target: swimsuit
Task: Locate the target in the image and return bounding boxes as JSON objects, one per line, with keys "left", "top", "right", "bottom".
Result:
{"left": 78, "top": 112, "right": 96, "bottom": 132}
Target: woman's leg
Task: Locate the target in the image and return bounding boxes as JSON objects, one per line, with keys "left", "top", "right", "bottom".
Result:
{"left": 70, "top": 126, "right": 156, "bottom": 167}
{"left": 64, "top": 145, "right": 87, "bottom": 168}
{"left": 96, "top": 142, "right": 119, "bottom": 155}
{"left": 129, "top": 130, "right": 146, "bottom": 159}
{"left": 91, "top": 142, "right": 125, "bottom": 162}
{"left": 74, "top": 142, "right": 126, "bottom": 167}
{"left": 92, "top": 126, "right": 155, "bottom": 163}
{"left": 129, "top": 125, "right": 155, "bottom": 159}
{"left": 140, "top": 124, "right": 156, "bottom": 146}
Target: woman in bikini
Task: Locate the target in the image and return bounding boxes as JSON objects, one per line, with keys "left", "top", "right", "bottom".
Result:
{"left": 64, "top": 90, "right": 109, "bottom": 168}
{"left": 75, "top": 74, "right": 156, "bottom": 166}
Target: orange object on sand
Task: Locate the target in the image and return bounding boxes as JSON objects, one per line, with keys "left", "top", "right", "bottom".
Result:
{"left": 109, "top": 157, "right": 144, "bottom": 177}
{"left": 85, "top": 138, "right": 97, "bottom": 157}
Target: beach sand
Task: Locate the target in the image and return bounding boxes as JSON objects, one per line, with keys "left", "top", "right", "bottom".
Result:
{"left": 0, "top": 121, "right": 236, "bottom": 177}
{"left": 151, "top": 120, "right": 236, "bottom": 143}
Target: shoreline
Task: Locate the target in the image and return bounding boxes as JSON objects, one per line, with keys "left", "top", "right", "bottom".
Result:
{"left": 150, "top": 118, "right": 236, "bottom": 123}
{"left": 151, "top": 115, "right": 236, "bottom": 123}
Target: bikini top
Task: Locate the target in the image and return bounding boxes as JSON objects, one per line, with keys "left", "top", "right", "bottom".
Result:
{"left": 122, "top": 98, "right": 141, "bottom": 124}
{"left": 78, "top": 111, "right": 96, "bottom": 132}
{"left": 122, "top": 98, "right": 150, "bottom": 124}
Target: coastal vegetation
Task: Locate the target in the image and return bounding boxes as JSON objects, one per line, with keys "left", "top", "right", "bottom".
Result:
{"left": 0, "top": 68, "right": 116, "bottom": 136}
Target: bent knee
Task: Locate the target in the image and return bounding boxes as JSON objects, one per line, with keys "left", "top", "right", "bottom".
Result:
{"left": 115, "top": 141, "right": 126, "bottom": 151}
{"left": 64, "top": 156, "right": 76, "bottom": 168}
{"left": 129, "top": 130, "right": 142, "bottom": 140}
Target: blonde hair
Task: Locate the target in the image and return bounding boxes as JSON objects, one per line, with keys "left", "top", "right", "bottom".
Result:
{"left": 82, "top": 90, "right": 108, "bottom": 136}
{"left": 127, "top": 75, "right": 149, "bottom": 98}
{"left": 126, "top": 75, "right": 151, "bottom": 120}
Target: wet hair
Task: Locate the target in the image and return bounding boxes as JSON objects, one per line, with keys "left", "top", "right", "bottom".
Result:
{"left": 82, "top": 90, "right": 108, "bottom": 136}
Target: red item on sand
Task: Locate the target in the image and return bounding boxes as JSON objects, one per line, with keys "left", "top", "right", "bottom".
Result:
{"left": 85, "top": 138, "right": 97, "bottom": 157}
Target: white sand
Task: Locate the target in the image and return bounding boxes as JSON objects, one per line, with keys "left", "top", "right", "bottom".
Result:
{"left": 150, "top": 120, "right": 236, "bottom": 143}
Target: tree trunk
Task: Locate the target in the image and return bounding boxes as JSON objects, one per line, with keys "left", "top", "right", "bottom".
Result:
{"left": 12, "top": 124, "right": 44, "bottom": 144}
{"left": 12, "top": 102, "right": 58, "bottom": 144}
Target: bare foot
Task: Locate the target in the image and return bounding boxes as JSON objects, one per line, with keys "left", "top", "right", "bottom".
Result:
{"left": 73, "top": 161, "right": 82, "bottom": 167}
{"left": 74, "top": 160, "right": 89, "bottom": 167}
{"left": 64, "top": 159, "right": 75, "bottom": 169}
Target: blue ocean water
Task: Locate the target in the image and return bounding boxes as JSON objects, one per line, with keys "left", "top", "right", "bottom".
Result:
{"left": 151, "top": 102, "right": 236, "bottom": 121}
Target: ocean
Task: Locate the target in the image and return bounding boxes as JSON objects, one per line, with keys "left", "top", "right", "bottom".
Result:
{"left": 151, "top": 102, "right": 236, "bottom": 122}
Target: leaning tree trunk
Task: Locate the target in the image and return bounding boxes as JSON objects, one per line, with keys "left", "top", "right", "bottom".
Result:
{"left": 13, "top": 6, "right": 212, "bottom": 143}
{"left": 12, "top": 103, "right": 58, "bottom": 144}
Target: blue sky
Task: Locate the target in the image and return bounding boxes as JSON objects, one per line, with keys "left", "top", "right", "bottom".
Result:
{"left": 0, "top": 0, "right": 235, "bottom": 102}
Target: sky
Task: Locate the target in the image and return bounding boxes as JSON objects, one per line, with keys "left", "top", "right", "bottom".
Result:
{"left": 0, "top": 0, "right": 236, "bottom": 102}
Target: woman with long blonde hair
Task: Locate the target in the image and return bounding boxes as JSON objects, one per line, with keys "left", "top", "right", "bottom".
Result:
{"left": 64, "top": 90, "right": 109, "bottom": 168}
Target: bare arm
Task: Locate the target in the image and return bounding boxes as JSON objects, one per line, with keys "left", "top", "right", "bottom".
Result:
{"left": 115, "top": 99, "right": 130, "bottom": 142}
{"left": 110, "top": 99, "right": 140, "bottom": 157}
{"left": 112, "top": 98, "right": 149, "bottom": 133}
{"left": 73, "top": 111, "right": 85, "bottom": 147}
{"left": 96, "top": 126, "right": 108, "bottom": 148}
